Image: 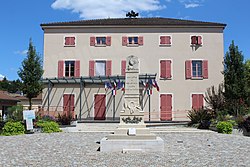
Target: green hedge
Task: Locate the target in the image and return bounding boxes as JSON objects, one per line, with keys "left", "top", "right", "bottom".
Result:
{"left": 2, "top": 121, "right": 25, "bottom": 136}
{"left": 216, "top": 121, "right": 233, "bottom": 134}
{"left": 36, "top": 121, "right": 62, "bottom": 133}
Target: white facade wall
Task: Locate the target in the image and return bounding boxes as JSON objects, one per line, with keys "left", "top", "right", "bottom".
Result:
{"left": 42, "top": 26, "right": 225, "bottom": 121}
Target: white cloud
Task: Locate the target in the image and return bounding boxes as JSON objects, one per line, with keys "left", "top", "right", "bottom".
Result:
{"left": 14, "top": 50, "right": 27, "bottom": 56}
{"left": 0, "top": 74, "right": 5, "bottom": 79}
{"left": 185, "top": 3, "right": 200, "bottom": 8}
{"left": 51, "top": 0, "right": 166, "bottom": 19}
{"left": 179, "top": 0, "right": 204, "bottom": 8}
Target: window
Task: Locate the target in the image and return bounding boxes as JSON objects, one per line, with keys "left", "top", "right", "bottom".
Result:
{"left": 89, "top": 60, "right": 112, "bottom": 77}
{"left": 90, "top": 36, "right": 111, "bottom": 46}
{"left": 185, "top": 60, "right": 208, "bottom": 79}
{"left": 65, "top": 61, "right": 75, "bottom": 77}
{"left": 95, "top": 61, "right": 106, "bottom": 76}
{"left": 58, "top": 60, "right": 80, "bottom": 78}
{"left": 191, "top": 35, "right": 202, "bottom": 45}
{"left": 192, "top": 94, "right": 204, "bottom": 110}
{"left": 192, "top": 61, "right": 202, "bottom": 78}
{"left": 96, "top": 37, "right": 106, "bottom": 45}
{"left": 160, "top": 60, "right": 172, "bottom": 79}
{"left": 128, "top": 37, "right": 138, "bottom": 44}
{"left": 160, "top": 36, "right": 171, "bottom": 45}
{"left": 64, "top": 37, "right": 75, "bottom": 46}
{"left": 122, "top": 36, "right": 143, "bottom": 46}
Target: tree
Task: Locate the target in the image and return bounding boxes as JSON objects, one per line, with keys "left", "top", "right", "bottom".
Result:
{"left": 245, "top": 60, "right": 250, "bottom": 106}
{"left": 18, "top": 39, "right": 43, "bottom": 110}
{"left": 223, "top": 41, "right": 247, "bottom": 116}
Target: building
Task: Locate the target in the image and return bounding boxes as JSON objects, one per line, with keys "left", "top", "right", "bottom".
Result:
{"left": 15, "top": 94, "right": 42, "bottom": 112}
{"left": 0, "top": 91, "right": 19, "bottom": 118}
{"left": 40, "top": 17, "right": 226, "bottom": 121}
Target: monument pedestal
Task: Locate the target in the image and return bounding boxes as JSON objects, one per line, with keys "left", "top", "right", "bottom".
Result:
{"left": 100, "top": 55, "right": 164, "bottom": 152}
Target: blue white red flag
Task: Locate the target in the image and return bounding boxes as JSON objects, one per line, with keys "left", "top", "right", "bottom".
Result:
{"left": 112, "top": 89, "right": 117, "bottom": 96}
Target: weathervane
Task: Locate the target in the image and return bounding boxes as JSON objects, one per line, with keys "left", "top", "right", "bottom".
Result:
{"left": 126, "top": 10, "right": 139, "bottom": 18}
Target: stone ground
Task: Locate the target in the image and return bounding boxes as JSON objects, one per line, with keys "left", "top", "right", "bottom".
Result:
{"left": 0, "top": 126, "right": 249, "bottom": 167}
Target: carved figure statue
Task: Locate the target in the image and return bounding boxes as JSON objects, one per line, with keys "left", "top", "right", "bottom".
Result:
{"left": 127, "top": 55, "right": 139, "bottom": 70}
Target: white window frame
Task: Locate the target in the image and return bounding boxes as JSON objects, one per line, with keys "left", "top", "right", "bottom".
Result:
{"left": 159, "top": 35, "right": 172, "bottom": 46}
{"left": 64, "top": 35, "right": 76, "bottom": 47}
{"left": 190, "top": 35, "right": 203, "bottom": 46}
{"left": 95, "top": 36, "right": 107, "bottom": 47}
{"left": 64, "top": 60, "right": 76, "bottom": 77}
{"left": 127, "top": 36, "right": 139, "bottom": 47}
{"left": 191, "top": 59, "right": 203, "bottom": 79}
{"left": 159, "top": 59, "right": 173, "bottom": 80}
{"left": 94, "top": 59, "right": 107, "bottom": 76}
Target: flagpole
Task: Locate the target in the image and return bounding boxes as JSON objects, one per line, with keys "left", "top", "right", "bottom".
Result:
{"left": 113, "top": 93, "right": 115, "bottom": 121}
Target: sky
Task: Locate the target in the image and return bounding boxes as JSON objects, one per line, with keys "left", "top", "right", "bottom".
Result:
{"left": 0, "top": 0, "right": 249, "bottom": 80}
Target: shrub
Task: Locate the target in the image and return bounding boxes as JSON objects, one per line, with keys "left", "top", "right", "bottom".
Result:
{"left": 216, "top": 121, "right": 233, "bottom": 134}
{"left": 57, "top": 113, "right": 73, "bottom": 125}
{"left": 238, "top": 116, "right": 250, "bottom": 132}
{"left": 187, "top": 108, "right": 212, "bottom": 129}
{"left": 2, "top": 121, "right": 25, "bottom": 136}
{"left": 41, "top": 115, "right": 56, "bottom": 122}
{"left": 36, "top": 120, "right": 62, "bottom": 133}
{"left": 6, "top": 105, "right": 23, "bottom": 121}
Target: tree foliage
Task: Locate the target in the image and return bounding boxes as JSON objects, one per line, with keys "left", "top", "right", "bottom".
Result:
{"left": 0, "top": 78, "right": 22, "bottom": 93}
{"left": 204, "top": 83, "right": 225, "bottom": 116}
{"left": 18, "top": 39, "right": 43, "bottom": 110}
{"left": 223, "top": 41, "right": 247, "bottom": 116}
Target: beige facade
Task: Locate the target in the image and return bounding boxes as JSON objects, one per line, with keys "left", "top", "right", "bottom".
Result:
{"left": 41, "top": 18, "right": 226, "bottom": 121}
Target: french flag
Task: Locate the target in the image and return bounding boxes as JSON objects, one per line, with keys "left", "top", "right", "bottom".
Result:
{"left": 147, "top": 89, "right": 152, "bottom": 95}
{"left": 153, "top": 79, "right": 160, "bottom": 91}
{"left": 112, "top": 89, "right": 117, "bottom": 96}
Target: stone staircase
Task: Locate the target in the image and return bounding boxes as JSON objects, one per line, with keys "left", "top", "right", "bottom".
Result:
{"left": 61, "top": 122, "right": 214, "bottom": 133}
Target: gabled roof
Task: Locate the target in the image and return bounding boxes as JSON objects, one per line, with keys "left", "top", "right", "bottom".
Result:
{"left": 41, "top": 17, "right": 226, "bottom": 29}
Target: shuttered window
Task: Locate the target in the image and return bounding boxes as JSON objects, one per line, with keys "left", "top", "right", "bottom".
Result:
{"left": 191, "top": 35, "right": 202, "bottom": 45}
{"left": 160, "top": 60, "right": 172, "bottom": 79}
{"left": 64, "top": 37, "right": 75, "bottom": 46}
{"left": 90, "top": 36, "right": 112, "bottom": 46}
{"left": 58, "top": 60, "right": 80, "bottom": 78}
{"left": 160, "top": 36, "right": 171, "bottom": 45}
{"left": 122, "top": 36, "right": 143, "bottom": 46}
{"left": 185, "top": 60, "right": 208, "bottom": 79}
{"left": 192, "top": 94, "right": 204, "bottom": 110}
{"left": 89, "top": 60, "right": 112, "bottom": 76}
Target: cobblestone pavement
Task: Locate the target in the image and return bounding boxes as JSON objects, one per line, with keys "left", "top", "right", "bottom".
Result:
{"left": 0, "top": 132, "right": 249, "bottom": 167}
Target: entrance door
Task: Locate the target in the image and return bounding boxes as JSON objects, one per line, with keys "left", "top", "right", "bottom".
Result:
{"left": 160, "top": 94, "right": 172, "bottom": 121}
{"left": 63, "top": 94, "right": 75, "bottom": 117}
{"left": 94, "top": 94, "right": 106, "bottom": 120}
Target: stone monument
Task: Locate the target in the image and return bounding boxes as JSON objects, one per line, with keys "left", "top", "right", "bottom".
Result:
{"left": 100, "top": 55, "right": 164, "bottom": 152}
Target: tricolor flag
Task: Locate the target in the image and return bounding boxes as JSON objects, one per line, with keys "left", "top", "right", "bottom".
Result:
{"left": 113, "top": 80, "right": 117, "bottom": 89}
{"left": 117, "top": 80, "right": 122, "bottom": 90}
{"left": 112, "top": 89, "right": 117, "bottom": 96}
{"left": 147, "top": 89, "right": 152, "bottom": 95}
{"left": 105, "top": 81, "right": 113, "bottom": 90}
{"left": 141, "top": 80, "right": 147, "bottom": 87}
{"left": 153, "top": 79, "right": 160, "bottom": 92}
{"left": 121, "top": 81, "right": 125, "bottom": 92}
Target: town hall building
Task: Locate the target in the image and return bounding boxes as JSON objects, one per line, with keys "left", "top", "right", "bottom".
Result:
{"left": 40, "top": 17, "right": 226, "bottom": 121}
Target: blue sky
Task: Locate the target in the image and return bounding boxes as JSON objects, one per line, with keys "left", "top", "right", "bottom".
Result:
{"left": 0, "top": 0, "right": 249, "bottom": 80}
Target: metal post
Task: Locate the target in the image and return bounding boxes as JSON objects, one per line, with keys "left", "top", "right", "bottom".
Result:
{"left": 113, "top": 95, "right": 115, "bottom": 121}
{"left": 79, "top": 79, "right": 83, "bottom": 120}
{"left": 149, "top": 93, "right": 151, "bottom": 122}
{"left": 47, "top": 81, "right": 51, "bottom": 115}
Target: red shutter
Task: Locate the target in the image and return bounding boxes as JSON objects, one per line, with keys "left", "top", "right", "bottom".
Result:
{"left": 160, "top": 94, "right": 172, "bottom": 121}
{"left": 90, "top": 36, "right": 95, "bottom": 46}
{"left": 199, "top": 94, "right": 204, "bottom": 109}
{"left": 197, "top": 36, "right": 202, "bottom": 45}
{"left": 89, "top": 60, "right": 95, "bottom": 77}
{"left": 70, "top": 37, "right": 75, "bottom": 45}
{"left": 106, "top": 36, "right": 111, "bottom": 46}
{"left": 58, "top": 60, "right": 64, "bottom": 78}
{"left": 138, "top": 36, "right": 143, "bottom": 45}
{"left": 122, "top": 36, "right": 127, "bottom": 46}
{"left": 75, "top": 60, "right": 80, "bottom": 77}
{"left": 65, "top": 37, "right": 70, "bottom": 45}
{"left": 166, "top": 60, "right": 172, "bottom": 79}
{"left": 185, "top": 60, "right": 192, "bottom": 79}
{"left": 202, "top": 60, "right": 208, "bottom": 79}
{"left": 160, "top": 36, "right": 165, "bottom": 45}
{"left": 192, "top": 94, "right": 198, "bottom": 110}
{"left": 106, "top": 60, "right": 112, "bottom": 76}
{"left": 121, "top": 60, "right": 126, "bottom": 76}
{"left": 191, "top": 36, "right": 197, "bottom": 45}
{"left": 63, "top": 94, "right": 70, "bottom": 112}
{"left": 166, "top": 36, "right": 171, "bottom": 45}
{"left": 160, "top": 60, "right": 167, "bottom": 78}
